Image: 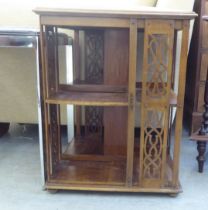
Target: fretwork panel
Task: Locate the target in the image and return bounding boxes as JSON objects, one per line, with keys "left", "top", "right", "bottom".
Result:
{"left": 85, "top": 30, "right": 104, "bottom": 84}
{"left": 84, "top": 30, "right": 104, "bottom": 136}
{"left": 85, "top": 106, "right": 103, "bottom": 136}
{"left": 45, "top": 26, "right": 59, "bottom": 97}
{"left": 45, "top": 26, "right": 61, "bottom": 175}
{"left": 48, "top": 104, "right": 61, "bottom": 174}
{"left": 143, "top": 109, "right": 165, "bottom": 179}
{"left": 140, "top": 20, "right": 174, "bottom": 187}
{"left": 147, "top": 34, "right": 169, "bottom": 98}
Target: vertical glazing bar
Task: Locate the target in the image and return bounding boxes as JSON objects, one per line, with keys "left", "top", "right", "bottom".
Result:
{"left": 36, "top": 33, "right": 46, "bottom": 187}
{"left": 54, "top": 27, "right": 61, "bottom": 159}
{"left": 45, "top": 25, "right": 61, "bottom": 175}
{"left": 173, "top": 20, "right": 190, "bottom": 187}
{"left": 73, "top": 30, "right": 81, "bottom": 136}
{"left": 54, "top": 27, "right": 59, "bottom": 90}
{"left": 160, "top": 22, "right": 174, "bottom": 186}
{"left": 39, "top": 22, "right": 51, "bottom": 178}
{"left": 139, "top": 20, "right": 148, "bottom": 185}
{"left": 126, "top": 19, "right": 137, "bottom": 186}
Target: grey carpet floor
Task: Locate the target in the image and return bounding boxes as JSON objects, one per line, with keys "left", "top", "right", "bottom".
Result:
{"left": 0, "top": 123, "right": 208, "bottom": 210}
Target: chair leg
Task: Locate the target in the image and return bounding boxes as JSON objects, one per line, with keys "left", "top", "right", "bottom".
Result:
{"left": 197, "top": 141, "right": 207, "bottom": 173}
{"left": 0, "top": 122, "right": 10, "bottom": 137}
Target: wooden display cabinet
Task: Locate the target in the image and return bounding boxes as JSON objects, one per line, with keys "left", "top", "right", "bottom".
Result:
{"left": 34, "top": 8, "right": 196, "bottom": 195}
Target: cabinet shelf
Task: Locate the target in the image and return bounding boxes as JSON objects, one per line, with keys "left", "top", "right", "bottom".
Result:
{"left": 44, "top": 124, "right": 178, "bottom": 191}
{"left": 48, "top": 157, "right": 174, "bottom": 189}
{"left": 45, "top": 89, "right": 177, "bottom": 106}
{"left": 49, "top": 159, "right": 127, "bottom": 186}
{"left": 47, "top": 136, "right": 175, "bottom": 190}
{"left": 46, "top": 90, "right": 128, "bottom": 106}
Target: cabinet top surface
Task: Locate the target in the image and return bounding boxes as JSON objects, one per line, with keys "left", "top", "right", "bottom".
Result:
{"left": 34, "top": 7, "right": 196, "bottom": 20}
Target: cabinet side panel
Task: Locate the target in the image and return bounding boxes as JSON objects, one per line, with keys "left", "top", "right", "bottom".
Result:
{"left": 140, "top": 20, "right": 174, "bottom": 188}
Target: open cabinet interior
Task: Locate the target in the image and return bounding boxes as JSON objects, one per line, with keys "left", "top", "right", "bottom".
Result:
{"left": 46, "top": 27, "right": 131, "bottom": 186}
{"left": 47, "top": 104, "right": 177, "bottom": 188}
{"left": 35, "top": 8, "right": 196, "bottom": 194}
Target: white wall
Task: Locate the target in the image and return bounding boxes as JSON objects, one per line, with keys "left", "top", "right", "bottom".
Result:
{"left": 0, "top": 0, "right": 157, "bottom": 28}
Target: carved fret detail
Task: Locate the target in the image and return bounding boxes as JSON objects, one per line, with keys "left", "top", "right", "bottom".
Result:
{"left": 49, "top": 105, "right": 60, "bottom": 170}
{"left": 46, "top": 26, "right": 57, "bottom": 95}
{"left": 146, "top": 34, "right": 169, "bottom": 98}
{"left": 85, "top": 106, "right": 103, "bottom": 135}
{"left": 143, "top": 109, "right": 165, "bottom": 179}
{"left": 85, "top": 30, "right": 104, "bottom": 135}
{"left": 140, "top": 21, "right": 174, "bottom": 186}
{"left": 45, "top": 26, "right": 60, "bottom": 173}
{"left": 85, "top": 30, "right": 104, "bottom": 83}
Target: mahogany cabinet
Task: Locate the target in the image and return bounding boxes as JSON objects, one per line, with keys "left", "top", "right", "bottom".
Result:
{"left": 185, "top": 0, "right": 208, "bottom": 134}
{"left": 34, "top": 8, "right": 195, "bottom": 195}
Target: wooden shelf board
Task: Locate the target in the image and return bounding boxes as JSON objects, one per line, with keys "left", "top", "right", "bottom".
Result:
{"left": 45, "top": 157, "right": 182, "bottom": 194}
{"left": 50, "top": 159, "right": 127, "bottom": 186}
{"left": 45, "top": 182, "right": 182, "bottom": 193}
{"left": 59, "top": 83, "right": 127, "bottom": 93}
{"left": 46, "top": 91, "right": 128, "bottom": 106}
{"left": 45, "top": 89, "right": 177, "bottom": 106}
{"left": 47, "top": 128, "right": 178, "bottom": 192}
{"left": 49, "top": 135, "right": 175, "bottom": 190}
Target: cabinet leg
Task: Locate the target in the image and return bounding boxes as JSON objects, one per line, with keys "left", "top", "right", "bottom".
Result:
{"left": 0, "top": 122, "right": 10, "bottom": 137}
{"left": 197, "top": 141, "right": 207, "bottom": 173}
{"left": 47, "top": 189, "right": 58, "bottom": 194}
{"left": 169, "top": 193, "right": 178, "bottom": 197}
